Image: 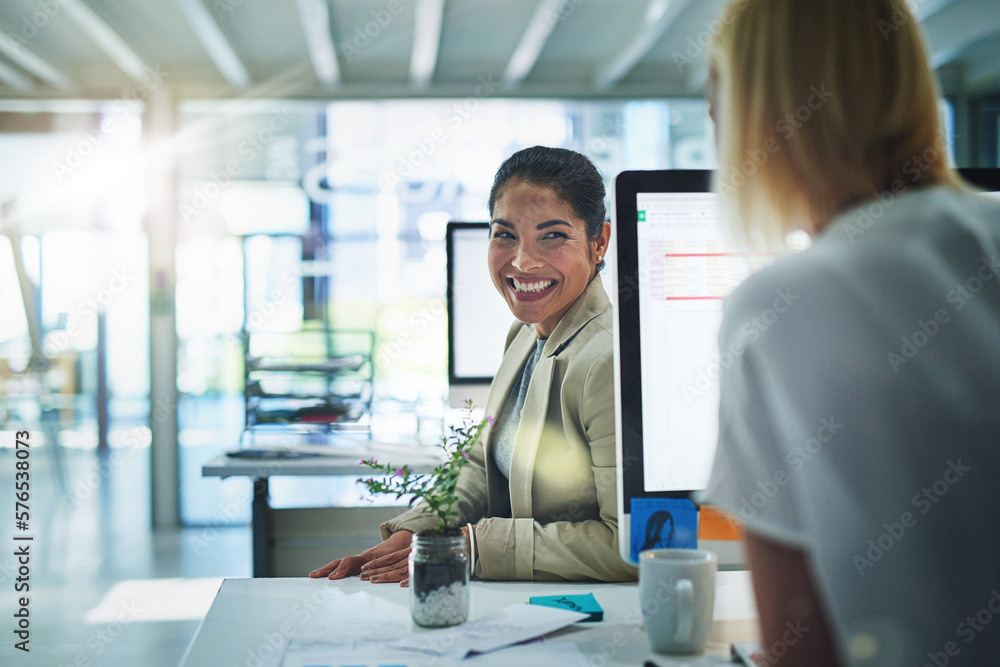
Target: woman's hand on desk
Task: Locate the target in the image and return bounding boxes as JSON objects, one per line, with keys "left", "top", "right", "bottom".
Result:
{"left": 309, "top": 529, "right": 413, "bottom": 586}
{"left": 357, "top": 538, "right": 412, "bottom": 586}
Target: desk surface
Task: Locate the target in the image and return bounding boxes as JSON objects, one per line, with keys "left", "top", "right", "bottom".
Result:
{"left": 180, "top": 573, "right": 759, "bottom": 666}
{"left": 202, "top": 433, "right": 446, "bottom": 478}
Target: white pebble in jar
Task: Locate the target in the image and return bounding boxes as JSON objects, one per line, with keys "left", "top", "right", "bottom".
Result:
{"left": 411, "top": 580, "right": 469, "bottom": 627}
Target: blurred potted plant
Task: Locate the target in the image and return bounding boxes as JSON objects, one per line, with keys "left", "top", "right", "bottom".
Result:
{"left": 358, "top": 402, "right": 490, "bottom": 627}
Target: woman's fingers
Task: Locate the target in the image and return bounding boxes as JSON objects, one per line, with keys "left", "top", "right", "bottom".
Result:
{"left": 309, "top": 558, "right": 342, "bottom": 578}
{"left": 368, "top": 560, "right": 409, "bottom": 583}
{"left": 310, "top": 531, "right": 414, "bottom": 580}
{"left": 365, "top": 558, "right": 409, "bottom": 581}
{"left": 361, "top": 547, "right": 410, "bottom": 573}
{"left": 326, "top": 555, "right": 365, "bottom": 579}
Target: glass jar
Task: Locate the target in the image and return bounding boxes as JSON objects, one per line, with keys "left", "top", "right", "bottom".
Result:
{"left": 409, "top": 533, "right": 469, "bottom": 628}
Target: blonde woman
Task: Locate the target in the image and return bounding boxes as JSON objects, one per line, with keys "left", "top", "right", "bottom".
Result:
{"left": 704, "top": 1, "right": 1000, "bottom": 666}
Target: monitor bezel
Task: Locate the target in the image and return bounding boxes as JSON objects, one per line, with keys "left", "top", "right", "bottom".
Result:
{"left": 959, "top": 168, "right": 1000, "bottom": 192}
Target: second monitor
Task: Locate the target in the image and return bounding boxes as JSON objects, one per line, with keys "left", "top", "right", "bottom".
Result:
{"left": 446, "top": 222, "right": 512, "bottom": 408}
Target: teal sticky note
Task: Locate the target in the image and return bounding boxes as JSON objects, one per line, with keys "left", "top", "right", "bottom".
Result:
{"left": 528, "top": 593, "right": 603, "bottom": 622}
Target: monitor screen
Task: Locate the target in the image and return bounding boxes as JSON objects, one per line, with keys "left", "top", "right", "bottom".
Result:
{"left": 633, "top": 191, "right": 762, "bottom": 492}
{"left": 446, "top": 222, "right": 513, "bottom": 399}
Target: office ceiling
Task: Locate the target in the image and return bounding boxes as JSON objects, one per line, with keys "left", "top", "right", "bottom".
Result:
{"left": 0, "top": 0, "right": 997, "bottom": 102}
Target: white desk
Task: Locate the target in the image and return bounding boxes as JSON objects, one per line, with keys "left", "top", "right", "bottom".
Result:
{"left": 180, "top": 572, "right": 759, "bottom": 666}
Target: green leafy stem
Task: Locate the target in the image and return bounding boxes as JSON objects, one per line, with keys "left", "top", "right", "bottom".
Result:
{"left": 358, "top": 401, "right": 492, "bottom": 532}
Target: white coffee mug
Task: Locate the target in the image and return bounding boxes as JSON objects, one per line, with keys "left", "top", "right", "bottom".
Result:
{"left": 639, "top": 549, "right": 718, "bottom": 654}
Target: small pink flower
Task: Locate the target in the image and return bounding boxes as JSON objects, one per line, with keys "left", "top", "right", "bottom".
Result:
{"left": 395, "top": 468, "right": 404, "bottom": 477}
{"left": 486, "top": 415, "right": 495, "bottom": 426}
{"left": 461, "top": 450, "right": 469, "bottom": 459}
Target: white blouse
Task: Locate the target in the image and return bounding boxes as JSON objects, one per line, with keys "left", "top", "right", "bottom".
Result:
{"left": 704, "top": 185, "right": 1000, "bottom": 667}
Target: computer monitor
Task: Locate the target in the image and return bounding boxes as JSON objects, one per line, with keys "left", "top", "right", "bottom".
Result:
{"left": 612, "top": 167, "right": 1000, "bottom": 567}
{"left": 445, "top": 222, "right": 513, "bottom": 408}
{"left": 612, "top": 170, "right": 752, "bottom": 567}
{"left": 960, "top": 168, "right": 1000, "bottom": 198}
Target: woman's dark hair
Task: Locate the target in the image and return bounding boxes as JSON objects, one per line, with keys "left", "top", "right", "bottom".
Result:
{"left": 640, "top": 510, "right": 675, "bottom": 552}
{"left": 488, "top": 146, "right": 608, "bottom": 271}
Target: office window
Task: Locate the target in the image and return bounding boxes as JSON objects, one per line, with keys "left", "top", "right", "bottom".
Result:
{"left": 0, "top": 117, "right": 149, "bottom": 453}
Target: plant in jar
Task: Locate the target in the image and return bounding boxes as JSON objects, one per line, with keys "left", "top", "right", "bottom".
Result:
{"left": 358, "top": 402, "right": 490, "bottom": 627}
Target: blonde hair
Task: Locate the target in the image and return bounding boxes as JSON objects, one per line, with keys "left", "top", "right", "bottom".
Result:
{"left": 710, "top": 0, "right": 961, "bottom": 247}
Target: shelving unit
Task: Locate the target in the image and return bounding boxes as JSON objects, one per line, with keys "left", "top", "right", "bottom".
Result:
{"left": 242, "top": 328, "right": 374, "bottom": 437}
{"left": 238, "top": 213, "right": 377, "bottom": 441}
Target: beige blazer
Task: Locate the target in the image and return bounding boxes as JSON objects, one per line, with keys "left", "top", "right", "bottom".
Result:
{"left": 381, "top": 275, "right": 638, "bottom": 582}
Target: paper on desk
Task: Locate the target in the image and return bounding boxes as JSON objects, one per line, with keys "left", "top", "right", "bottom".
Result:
{"left": 386, "top": 603, "right": 590, "bottom": 658}
{"left": 282, "top": 641, "right": 591, "bottom": 667}
{"left": 281, "top": 635, "right": 416, "bottom": 667}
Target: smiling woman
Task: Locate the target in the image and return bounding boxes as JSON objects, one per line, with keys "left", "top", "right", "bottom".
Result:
{"left": 310, "top": 146, "right": 637, "bottom": 584}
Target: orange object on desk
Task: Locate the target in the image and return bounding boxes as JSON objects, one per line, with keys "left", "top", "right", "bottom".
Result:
{"left": 699, "top": 505, "right": 744, "bottom": 541}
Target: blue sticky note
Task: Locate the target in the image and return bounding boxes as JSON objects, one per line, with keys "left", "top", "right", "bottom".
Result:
{"left": 630, "top": 498, "right": 698, "bottom": 561}
{"left": 529, "top": 593, "right": 603, "bottom": 621}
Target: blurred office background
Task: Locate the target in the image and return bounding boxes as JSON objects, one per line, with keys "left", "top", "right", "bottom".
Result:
{"left": 0, "top": 0, "right": 998, "bottom": 664}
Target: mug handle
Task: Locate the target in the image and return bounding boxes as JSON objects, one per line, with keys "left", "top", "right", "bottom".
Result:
{"left": 674, "top": 578, "right": 694, "bottom": 644}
